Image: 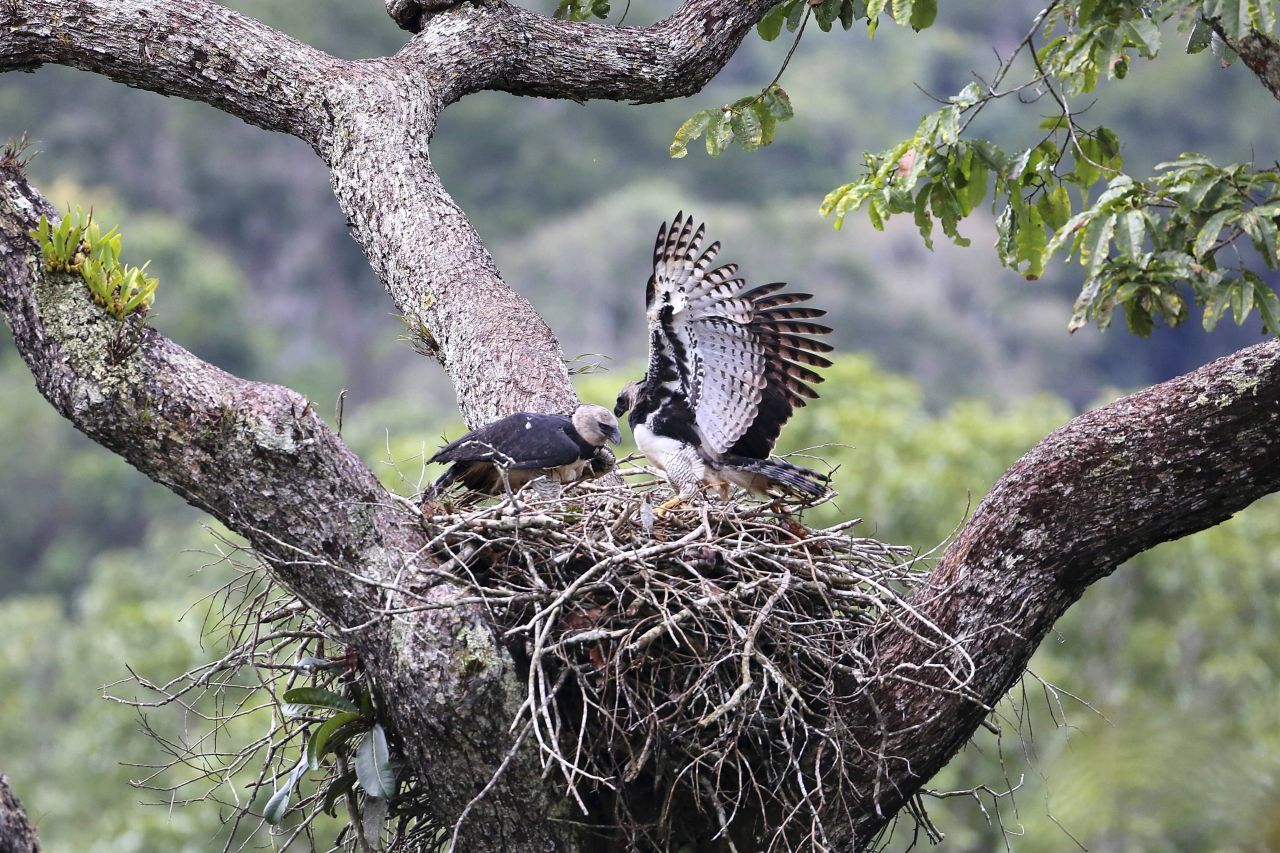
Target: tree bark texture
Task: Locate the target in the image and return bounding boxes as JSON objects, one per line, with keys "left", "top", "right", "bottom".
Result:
{"left": 0, "top": 774, "right": 40, "bottom": 853}
{"left": 1213, "top": 22, "right": 1280, "bottom": 102}
{"left": 843, "top": 339, "right": 1280, "bottom": 846}
{"left": 3, "top": 1, "right": 1280, "bottom": 851}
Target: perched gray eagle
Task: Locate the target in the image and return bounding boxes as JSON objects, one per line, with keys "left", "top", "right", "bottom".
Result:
{"left": 426, "top": 404, "right": 621, "bottom": 501}
{"left": 615, "top": 212, "right": 832, "bottom": 510}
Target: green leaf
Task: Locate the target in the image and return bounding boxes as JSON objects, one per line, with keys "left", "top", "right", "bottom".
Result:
{"left": 355, "top": 724, "right": 396, "bottom": 799}
{"left": 1207, "top": 0, "right": 1249, "bottom": 40}
{"left": 1186, "top": 16, "right": 1213, "bottom": 54}
{"left": 1193, "top": 208, "right": 1239, "bottom": 259}
{"left": 786, "top": 0, "right": 807, "bottom": 30}
{"left": 820, "top": 183, "right": 856, "bottom": 228}
{"left": 866, "top": 0, "right": 885, "bottom": 34}
{"left": 1115, "top": 209, "right": 1146, "bottom": 261}
{"left": 263, "top": 759, "right": 307, "bottom": 825}
{"left": 1232, "top": 276, "right": 1256, "bottom": 325}
{"left": 1082, "top": 211, "right": 1117, "bottom": 273}
{"left": 763, "top": 85, "right": 794, "bottom": 120}
{"left": 307, "top": 711, "right": 364, "bottom": 771}
{"left": 1181, "top": 173, "right": 1226, "bottom": 213}
{"left": 1039, "top": 184, "right": 1073, "bottom": 232}
{"left": 669, "top": 109, "right": 716, "bottom": 159}
{"left": 1251, "top": 274, "right": 1280, "bottom": 334}
{"left": 757, "top": 3, "right": 788, "bottom": 40}
{"left": 913, "top": 185, "right": 934, "bottom": 251}
{"left": 754, "top": 103, "right": 778, "bottom": 146}
{"left": 1124, "top": 295, "right": 1156, "bottom": 336}
{"left": 969, "top": 139, "right": 1010, "bottom": 172}
{"left": 840, "top": 0, "right": 857, "bottom": 29}
{"left": 1242, "top": 210, "right": 1280, "bottom": 266}
{"left": 730, "top": 106, "right": 765, "bottom": 151}
{"left": 909, "top": 0, "right": 935, "bottom": 29}
{"left": 1122, "top": 17, "right": 1161, "bottom": 58}
{"left": 814, "top": 0, "right": 842, "bottom": 30}
{"left": 1203, "top": 284, "right": 1232, "bottom": 331}
{"left": 1069, "top": 275, "right": 1104, "bottom": 333}
{"left": 321, "top": 771, "right": 358, "bottom": 818}
{"left": 1016, "top": 205, "right": 1047, "bottom": 279}
{"left": 706, "top": 112, "right": 733, "bottom": 157}
{"left": 282, "top": 687, "right": 359, "bottom": 715}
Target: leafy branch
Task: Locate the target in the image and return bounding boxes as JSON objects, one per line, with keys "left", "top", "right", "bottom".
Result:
{"left": 819, "top": 0, "right": 1280, "bottom": 337}
{"left": 669, "top": 0, "right": 938, "bottom": 159}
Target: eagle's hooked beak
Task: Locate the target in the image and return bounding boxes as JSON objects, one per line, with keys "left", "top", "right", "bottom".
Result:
{"left": 606, "top": 424, "right": 623, "bottom": 445}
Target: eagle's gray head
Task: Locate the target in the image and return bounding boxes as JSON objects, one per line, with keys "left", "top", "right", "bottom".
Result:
{"left": 614, "top": 380, "right": 643, "bottom": 418}
{"left": 572, "top": 404, "right": 622, "bottom": 447}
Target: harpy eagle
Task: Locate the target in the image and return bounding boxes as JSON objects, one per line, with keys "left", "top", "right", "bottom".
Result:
{"left": 615, "top": 212, "right": 833, "bottom": 510}
{"left": 426, "top": 404, "right": 621, "bottom": 501}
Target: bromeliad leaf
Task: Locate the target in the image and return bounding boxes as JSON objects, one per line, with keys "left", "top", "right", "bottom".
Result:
{"left": 307, "top": 710, "right": 365, "bottom": 770}
{"left": 263, "top": 758, "right": 308, "bottom": 826}
{"left": 282, "top": 687, "right": 359, "bottom": 716}
{"left": 355, "top": 724, "right": 396, "bottom": 799}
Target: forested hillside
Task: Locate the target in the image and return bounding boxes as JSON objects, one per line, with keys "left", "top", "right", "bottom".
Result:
{"left": 2, "top": 0, "right": 1278, "bottom": 849}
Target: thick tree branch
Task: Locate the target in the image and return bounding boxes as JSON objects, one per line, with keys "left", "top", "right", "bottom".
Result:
{"left": 0, "top": 0, "right": 343, "bottom": 148}
{"left": 1211, "top": 22, "right": 1280, "bottom": 102}
{"left": 319, "top": 84, "right": 578, "bottom": 424}
{"left": 842, "top": 339, "right": 1280, "bottom": 847}
{"left": 402, "top": 0, "right": 780, "bottom": 104}
{"left": 0, "top": 774, "right": 39, "bottom": 853}
{"left": 0, "top": 169, "right": 575, "bottom": 852}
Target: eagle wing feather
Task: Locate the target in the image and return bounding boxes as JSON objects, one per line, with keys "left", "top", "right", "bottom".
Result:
{"left": 644, "top": 212, "right": 831, "bottom": 458}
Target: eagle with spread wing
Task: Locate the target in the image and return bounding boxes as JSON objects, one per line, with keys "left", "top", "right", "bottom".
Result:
{"left": 615, "top": 212, "right": 833, "bottom": 511}
{"left": 425, "top": 404, "right": 621, "bottom": 502}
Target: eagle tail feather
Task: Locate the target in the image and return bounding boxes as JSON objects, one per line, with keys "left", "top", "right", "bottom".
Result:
{"left": 723, "top": 454, "right": 829, "bottom": 499}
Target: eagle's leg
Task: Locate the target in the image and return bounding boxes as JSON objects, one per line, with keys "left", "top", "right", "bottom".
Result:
{"left": 654, "top": 448, "right": 705, "bottom": 517}
{"left": 526, "top": 475, "right": 563, "bottom": 502}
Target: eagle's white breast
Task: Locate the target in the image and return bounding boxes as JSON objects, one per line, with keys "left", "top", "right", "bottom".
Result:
{"left": 633, "top": 424, "right": 685, "bottom": 473}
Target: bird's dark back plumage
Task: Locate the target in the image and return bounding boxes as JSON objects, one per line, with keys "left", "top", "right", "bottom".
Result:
{"left": 430, "top": 412, "right": 591, "bottom": 469}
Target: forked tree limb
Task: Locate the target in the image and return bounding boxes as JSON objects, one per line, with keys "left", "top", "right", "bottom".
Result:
{"left": 842, "top": 338, "right": 1280, "bottom": 847}
{"left": 0, "top": 169, "right": 572, "bottom": 852}
{"left": 0, "top": 0, "right": 782, "bottom": 424}
{"left": 0, "top": 774, "right": 40, "bottom": 853}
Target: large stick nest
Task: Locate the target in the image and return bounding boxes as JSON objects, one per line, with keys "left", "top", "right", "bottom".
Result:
{"left": 416, "top": 472, "right": 928, "bottom": 852}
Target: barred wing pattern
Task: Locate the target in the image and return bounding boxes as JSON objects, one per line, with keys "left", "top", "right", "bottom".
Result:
{"left": 646, "top": 212, "right": 832, "bottom": 458}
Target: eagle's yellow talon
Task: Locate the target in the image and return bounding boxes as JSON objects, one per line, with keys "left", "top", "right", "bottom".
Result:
{"left": 653, "top": 496, "right": 687, "bottom": 518}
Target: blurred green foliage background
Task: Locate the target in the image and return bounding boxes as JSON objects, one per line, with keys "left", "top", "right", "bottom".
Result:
{"left": 1, "top": 0, "right": 1278, "bottom": 849}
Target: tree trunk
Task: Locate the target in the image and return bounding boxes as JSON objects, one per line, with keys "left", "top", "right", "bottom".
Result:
{"left": 0, "top": 774, "right": 40, "bottom": 853}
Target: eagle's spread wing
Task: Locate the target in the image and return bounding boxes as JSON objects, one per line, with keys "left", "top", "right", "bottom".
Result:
{"left": 430, "top": 413, "right": 583, "bottom": 470}
{"left": 645, "top": 212, "right": 832, "bottom": 458}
